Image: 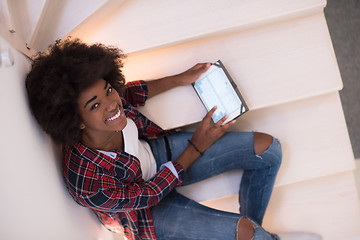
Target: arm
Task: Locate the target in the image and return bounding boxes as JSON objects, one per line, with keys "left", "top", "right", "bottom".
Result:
{"left": 145, "top": 63, "right": 236, "bottom": 170}
{"left": 146, "top": 63, "right": 211, "bottom": 98}
{"left": 88, "top": 107, "right": 235, "bottom": 212}
{"left": 173, "top": 106, "right": 236, "bottom": 171}
{"left": 122, "top": 63, "right": 210, "bottom": 105}
{"left": 75, "top": 162, "right": 184, "bottom": 212}
{"left": 122, "top": 81, "right": 148, "bottom": 107}
{"left": 72, "top": 109, "right": 234, "bottom": 212}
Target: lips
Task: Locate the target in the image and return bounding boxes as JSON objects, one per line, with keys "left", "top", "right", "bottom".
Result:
{"left": 105, "top": 107, "right": 122, "bottom": 123}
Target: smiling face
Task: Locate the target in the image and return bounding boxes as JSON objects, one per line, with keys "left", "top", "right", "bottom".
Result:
{"left": 77, "top": 79, "right": 127, "bottom": 144}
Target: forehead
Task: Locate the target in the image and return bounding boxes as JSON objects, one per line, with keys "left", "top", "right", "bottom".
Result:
{"left": 78, "top": 79, "right": 108, "bottom": 103}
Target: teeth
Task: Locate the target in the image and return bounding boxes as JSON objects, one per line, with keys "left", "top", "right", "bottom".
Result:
{"left": 107, "top": 109, "right": 121, "bottom": 122}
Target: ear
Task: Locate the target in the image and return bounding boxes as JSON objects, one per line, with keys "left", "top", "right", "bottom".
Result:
{"left": 80, "top": 123, "right": 86, "bottom": 130}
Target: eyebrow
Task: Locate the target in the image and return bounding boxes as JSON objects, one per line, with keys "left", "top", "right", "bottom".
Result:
{"left": 84, "top": 96, "right": 97, "bottom": 108}
{"left": 83, "top": 82, "right": 109, "bottom": 108}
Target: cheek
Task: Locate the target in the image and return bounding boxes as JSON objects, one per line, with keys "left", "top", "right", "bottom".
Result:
{"left": 119, "top": 96, "right": 125, "bottom": 108}
{"left": 78, "top": 108, "right": 100, "bottom": 127}
{"left": 86, "top": 112, "right": 104, "bottom": 127}
{"left": 114, "top": 91, "right": 122, "bottom": 103}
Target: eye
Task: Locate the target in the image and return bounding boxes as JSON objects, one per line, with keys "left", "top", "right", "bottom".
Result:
{"left": 90, "top": 103, "right": 99, "bottom": 110}
{"left": 106, "top": 87, "right": 113, "bottom": 96}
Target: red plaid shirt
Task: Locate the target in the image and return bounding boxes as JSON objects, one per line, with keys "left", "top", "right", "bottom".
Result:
{"left": 63, "top": 81, "right": 184, "bottom": 240}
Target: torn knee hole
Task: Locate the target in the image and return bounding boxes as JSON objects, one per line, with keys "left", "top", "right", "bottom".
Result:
{"left": 236, "top": 217, "right": 256, "bottom": 240}
{"left": 254, "top": 132, "right": 273, "bottom": 155}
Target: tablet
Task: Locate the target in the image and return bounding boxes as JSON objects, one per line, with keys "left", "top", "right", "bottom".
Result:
{"left": 192, "top": 60, "right": 249, "bottom": 124}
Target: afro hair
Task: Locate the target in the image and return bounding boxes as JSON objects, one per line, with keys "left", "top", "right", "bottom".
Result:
{"left": 25, "top": 38, "right": 126, "bottom": 145}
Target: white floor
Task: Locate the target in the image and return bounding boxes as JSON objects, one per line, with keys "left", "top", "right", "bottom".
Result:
{"left": 351, "top": 160, "right": 360, "bottom": 240}
{"left": 113, "top": 159, "right": 360, "bottom": 240}
{"left": 355, "top": 160, "right": 360, "bottom": 201}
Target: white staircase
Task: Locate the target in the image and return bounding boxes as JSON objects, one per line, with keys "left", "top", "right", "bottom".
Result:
{"left": 0, "top": 0, "right": 116, "bottom": 55}
{"left": 70, "top": 1, "right": 360, "bottom": 239}
{"left": 2, "top": 0, "right": 359, "bottom": 239}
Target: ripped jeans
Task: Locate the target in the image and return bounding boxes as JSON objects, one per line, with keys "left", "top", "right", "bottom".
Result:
{"left": 149, "top": 132, "right": 282, "bottom": 240}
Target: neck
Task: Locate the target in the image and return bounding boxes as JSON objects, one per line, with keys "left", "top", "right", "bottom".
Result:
{"left": 81, "top": 130, "right": 123, "bottom": 151}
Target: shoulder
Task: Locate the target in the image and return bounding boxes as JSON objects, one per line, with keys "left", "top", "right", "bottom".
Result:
{"left": 64, "top": 144, "right": 139, "bottom": 181}
{"left": 63, "top": 144, "right": 103, "bottom": 194}
{"left": 122, "top": 80, "right": 148, "bottom": 107}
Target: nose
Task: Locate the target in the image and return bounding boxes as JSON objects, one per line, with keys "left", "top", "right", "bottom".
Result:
{"left": 105, "top": 99, "right": 117, "bottom": 112}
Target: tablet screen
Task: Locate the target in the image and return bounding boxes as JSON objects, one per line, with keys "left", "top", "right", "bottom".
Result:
{"left": 193, "top": 62, "right": 246, "bottom": 123}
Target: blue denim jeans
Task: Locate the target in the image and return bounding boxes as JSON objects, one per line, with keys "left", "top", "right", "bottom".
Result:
{"left": 149, "top": 132, "right": 282, "bottom": 240}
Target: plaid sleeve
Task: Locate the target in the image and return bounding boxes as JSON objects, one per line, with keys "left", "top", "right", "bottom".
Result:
{"left": 65, "top": 146, "right": 184, "bottom": 213}
{"left": 122, "top": 81, "right": 148, "bottom": 107}
{"left": 79, "top": 166, "right": 181, "bottom": 213}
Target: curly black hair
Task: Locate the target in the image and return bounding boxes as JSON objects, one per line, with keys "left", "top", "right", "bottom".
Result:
{"left": 25, "top": 38, "right": 126, "bottom": 146}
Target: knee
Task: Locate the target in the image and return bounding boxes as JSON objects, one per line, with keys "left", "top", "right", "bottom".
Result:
{"left": 254, "top": 132, "right": 274, "bottom": 155}
{"left": 254, "top": 132, "right": 282, "bottom": 167}
{"left": 236, "top": 217, "right": 257, "bottom": 240}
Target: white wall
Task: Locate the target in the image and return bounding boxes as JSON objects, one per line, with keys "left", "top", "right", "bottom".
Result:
{"left": 0, "top": 0, "right": 109, "bottom": 53}
{"left": 0, "top": 37, "right": 115, "bottom": 240}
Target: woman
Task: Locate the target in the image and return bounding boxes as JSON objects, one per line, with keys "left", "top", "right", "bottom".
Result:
{"left": 25, "top": 39, "right": 321, "bottom": 240}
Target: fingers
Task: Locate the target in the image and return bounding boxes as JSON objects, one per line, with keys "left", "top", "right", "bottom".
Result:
{"left": 213, "top": 115, "right": 236, "bottom": 134}
{"left": 220, "top": 119, "right": 237, "bottom": 130}
{"left": 193, "top": 62, "right": 211, "bottom": 70}
{"left": 203, "top": 106, "right": 217, "bottom": 122}
{"left": 214, "top": 114, "right": 228, "bottom": 128}
{"left": 178, "top": 63, "right": 211, "bottom": 86}
{"left": 193, "top": 107, "right": 236, "bottom": 152}
{"left": 192, "top": 63, "right": 211, "bottom": 75}
{"left": 200, "top": 62, "right": 211, "bottom": 72}
{"left": 203, "top": 106, "right": 237, "bottom": 128}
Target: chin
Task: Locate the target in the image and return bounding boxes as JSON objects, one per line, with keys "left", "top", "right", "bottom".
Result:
{"left": 116, "top": 117, "right": 127, "bottom": 131}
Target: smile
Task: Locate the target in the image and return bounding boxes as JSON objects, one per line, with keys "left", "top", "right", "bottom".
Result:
{"left": 105, "top": 108, "right": 122, "bottom": 122}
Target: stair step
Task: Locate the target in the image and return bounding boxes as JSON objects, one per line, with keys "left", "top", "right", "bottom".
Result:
{"left": 11, "top": 0, "right": 109, "bottom": 52}
{"left": 232, "top": 92, "right": 354, "bottom": 186}
{"left": 0, "top": 0, "right": 16, "bottom": 33}
{"left": 201, "top": 171, "right": 360, "bottom": 240}
{"left": 177, "top": 92, "right": 354, "bottom": 200}
{"left": 71, "top": 0, "right": 326, "bottom": 54}
{"left": 122, "top": 12, "right": 342, "bottom": 129}
{"left": 36, "top": 0, "right": 110, "bottom": 52}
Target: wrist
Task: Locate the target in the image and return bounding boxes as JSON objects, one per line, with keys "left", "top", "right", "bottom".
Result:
{"left": 170, "top": 74, "right": 185, "bottom": 87}
{"left": 174, "top": 144, "right": 201, "bottom": 171}
{"left": 188, "top": 140, "right": 204, "bottom": 156}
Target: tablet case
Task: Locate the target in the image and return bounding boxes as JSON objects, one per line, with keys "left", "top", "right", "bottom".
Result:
{"left": 192, "top": 60, "right": 249, "bottom": 122}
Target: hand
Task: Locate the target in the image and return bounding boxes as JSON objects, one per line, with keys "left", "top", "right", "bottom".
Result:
{"left": 190, "top": 106, "right": 236, "bottom": 153}
{"left": 175, "top": 63, "right": 211, "bottom": 86}
{"left": 146, "top": 63, "right": 211, "bottom": 98}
